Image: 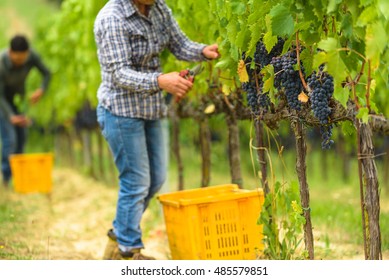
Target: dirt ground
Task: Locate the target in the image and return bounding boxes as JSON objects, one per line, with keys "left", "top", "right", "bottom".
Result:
{"left": 0, "top": 6, "right": 33, "bottom": 39}
{"left": 1, "top": 167, "right": 388, "bottom": 260}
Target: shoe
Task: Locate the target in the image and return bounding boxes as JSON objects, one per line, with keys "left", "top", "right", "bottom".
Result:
{"left": 103, "top": 236, "right": 120, "bottom": 260}
{"left": 107, "top": 228, "right": 116, "bottom": 241}
{"left": 132, "top": 252, "right": 156, "bottom": 260}
{"left": 2, "top": 180, "right": 9, "bottom": 189}
{"left": 119, "top": 248, "right": 155, "bottom": 260}
{"left": 102, "top": 229, "right": 155, "bottom": 260}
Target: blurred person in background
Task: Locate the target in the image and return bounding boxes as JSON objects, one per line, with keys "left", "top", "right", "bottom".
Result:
{"left": 94, "top": 0, "right": 219, "bottom": 260}
{"left": 0, "top": 35, "right": 51, "bottom": 188}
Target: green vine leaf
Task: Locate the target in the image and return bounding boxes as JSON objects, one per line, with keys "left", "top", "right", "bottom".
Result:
{"left": 365, "top": 22, "right": 387, "bottom": 64}
{"left": 356, "top": 107, "right": 370, "bottom": 123}
{"left": 235, "top": 24, "right": 250, "bottom": 50}
{"left": 226, "top": 19, "right": 239, "bottom": 46}
{"left": 261, "top": 64, "right": 276, "bottom": 104}
{"left": 294, "top": 21, "right": 312, "bottom": 33}
{"left": 248, "top": 20, "right": 263, "bottom": 56}
{"left": 300, "top": 48, "right": 314, "bottom": 77}
{"left": 315, "top": 38, "right": 348, "bottom": 83}
{"left": 317, "top": 37, "right": 338, "bottom": 52}
{"left": 340, "top": 12, "right": 354, "bottom": 39}
{"left": 378, "top": 0, "right": 389, "bottom": 20}
{"left": 263, "top": 32, "right": 278, "bottom": 54}
{"left": 310, "top": 0, "right": 324, "bottom": 20}
{"left": 215, "top": 57, "right": 234, "bottom": 70}
{"left": 269, "top": 4, "right": 294, "bottom": 37}
{"left": 327, "top": 0, "right": 343, "bottom": 14}
{"left": 334, "top": 83, "right": 350, "bottom": 108}
{"left": 357, "top": 6, "right": 377, "bottom": 27}
{"left": 341, "top": 121, "right": 356, "bottom": 135}
{"left": 230, "top": 0, "right": 246, "bottom": 15}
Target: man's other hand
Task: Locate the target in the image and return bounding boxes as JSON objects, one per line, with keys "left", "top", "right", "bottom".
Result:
{"left": 202, "top": 44, "right": 220, "bottom": 60}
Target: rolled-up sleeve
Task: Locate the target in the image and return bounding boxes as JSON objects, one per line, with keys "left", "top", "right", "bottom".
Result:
{"left": 95, "top": 17, "right": 161, "bottom": 93}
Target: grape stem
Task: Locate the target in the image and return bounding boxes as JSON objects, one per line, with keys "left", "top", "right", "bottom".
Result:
{"left": 366, "top": 60, "right": 372, "bottom": 113}
{"left": 354, "top": 60, "right": 366, "bottom": 85}
{"left": 337, "top": 47, "right": 366, "bottom": 61}
{"left": 331, "top": 16, "right": 336, "bottom": 34}
{"left": 254, "top": 70, "right": 261, "bottom": 92}
{"left": 337, "top": 48, "right": 369, "bottom": 110}
{"left": 351, "top": 82, "right": 360, "bottom": 109}
{"left": 338, "top": 47, "right": 370, "bottom": 111}
{"left": 274, "top": 69, "right": 285, "bottom": 76}
{"left": 295, "top": 30, "right": 309, "bottom": 92}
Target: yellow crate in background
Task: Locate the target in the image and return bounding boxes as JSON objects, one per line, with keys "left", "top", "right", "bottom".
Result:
{"left": 9, "top": 153, "right": 54, "bottom": 194}
{"left": 158, "top": 184, "right": 264, "bottom": 260}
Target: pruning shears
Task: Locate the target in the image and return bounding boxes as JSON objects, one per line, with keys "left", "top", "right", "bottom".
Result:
{"left": 174, "top": 64, "right": 204, "bottom": 102}
{"left": 179, "top": 64, "right": 204, "bottom": 82}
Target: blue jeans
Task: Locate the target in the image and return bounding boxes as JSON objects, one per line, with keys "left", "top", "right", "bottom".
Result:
{"left": 96, "top": 106, "right": 166, "bottom": 251}
{"left": 0, "top": 110, "right": 27, "bottom": 183}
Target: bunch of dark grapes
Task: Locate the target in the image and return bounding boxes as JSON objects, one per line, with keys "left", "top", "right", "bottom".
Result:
{"left": 254, "top": 37, "right": 285, "bottom": 69}
{"left": 308, "top": 69, "right": 335, "bottom": 149}
{"left": 307, "top": 71, "right": 334, "bottom": 124}
{"left": 242, "top": 81, "right": 258, "bottom": 114}
{"left": 242, "top": 48, "right": 272, "bottom": 115}
{"left": 270, "top": 51, "right": 303, "bottom": 110}
{"left": 242, "top": 79, "right": 270, "bottom": 116}
{"left": 320, "top": 125, "right": 334, "bottom": 150}
{"left": 258, "top": 93, "right": 271, "bottom": 113}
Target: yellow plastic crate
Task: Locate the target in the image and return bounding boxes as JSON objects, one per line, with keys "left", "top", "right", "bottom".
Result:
{"left": 158, "top": 184, "right": 264, "bottom": 260}
{"left": 9, "top": 153, "right": 54, "bottom": 194}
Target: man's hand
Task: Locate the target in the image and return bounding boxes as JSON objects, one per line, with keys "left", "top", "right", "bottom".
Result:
{"left": 202, "top": 44, "right": 220, "bottom": 60}
{"left": 158, "top": 72, "right": 193, "bottom": 100}
{"left": 10, "top": 115, "right": 32, "bottom": 127}
{"left": 29, "top": 88, "right": 44, "bottom": 104}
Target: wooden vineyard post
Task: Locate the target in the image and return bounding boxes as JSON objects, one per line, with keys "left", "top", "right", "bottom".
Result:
{"left": 199, "top": 117, "right": 211, "bottom": 187}
{"left": 254, "top": 120, "right": 269, "bottom": 194}
{"left": 96, "top": 129, "right": 105, "bottom": 180}
{"left": 80, "top": 130, "right": 94, "bottom": 177}
{"left": 356, "top": 120, "right": 382, "bottom": 260}
{"left": 226, "top": 113, "right": 243, "bottom": 188}
{"left": 292, "top": 120, "right": 314, "bottom": 260}
{"left": 171, "top": 105, "right": 184, "bottom": 191}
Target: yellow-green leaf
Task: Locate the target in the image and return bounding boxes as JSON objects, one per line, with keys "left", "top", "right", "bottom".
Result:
{"left": 356, "top": 107, "right": 369, "bottom": 123}
{"left": 365, "top": 22, "right": 387, "bottom": 65}
{"left": 204, "top": 104, "right": 216, "bottom": 114}
{"left": 263, "top": 31, "right": 278, "bottom": 53}
{"left": 378, "top": 0, "right": 389, "bottom": 20}
{"left": 317, "top": 37, "right": 338, "bottom": 53}
{"left": 237, "top": 60, "right": 249, "bottom": 83}
{"left": 334, "top": 83, "right": 349, "bottom": 108}
{"left": 222, "top": 84, "right": 231, "bottom": 96}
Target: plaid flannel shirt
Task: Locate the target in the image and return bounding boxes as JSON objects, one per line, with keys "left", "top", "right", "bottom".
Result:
{"left": 94, "top": 0, "right": 207, "bottom": 119}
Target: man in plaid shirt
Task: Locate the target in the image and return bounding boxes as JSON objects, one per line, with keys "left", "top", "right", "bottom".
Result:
{"left": 94, "top": 0, "right": 219, "bottom": 260}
